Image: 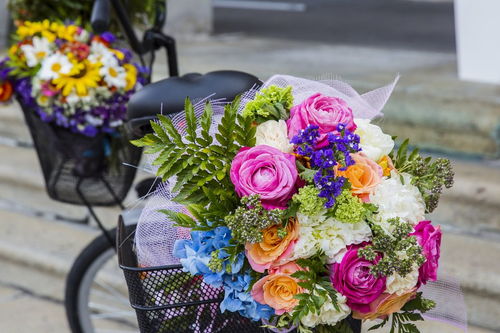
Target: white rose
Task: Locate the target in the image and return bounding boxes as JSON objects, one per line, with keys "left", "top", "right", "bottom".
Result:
{"left": 354, "top": 118, "right": 394, "bottom": 162}
{"left": 318, "top": 294, "right": 351, "bottom": 326}
{"left": 386, "top": 266, "right": 419, "bottom": 295}
{"left": 370, "top": 171, "right": 425, "bottom": 226}
{"left": 255, "top": 120, "right": 294, "bottom": 153}
{"left": 289, "top": 226, "right": 319, "bottom": 261}
{"left": 301, "top": 291, "right": 350, "bottom": 327}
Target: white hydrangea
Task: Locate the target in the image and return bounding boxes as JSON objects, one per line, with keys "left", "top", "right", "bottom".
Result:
{"left": 314, "top": 218, "right": 372, "bottom": 263}
{"left": 288, "top": 226, "right": 319, "bottom": 261}
{"left": 255, "top": 120, "right": 294, "bottom": 153}
{"left": 354, "top": 118, "right": 394, "bottom": 162}
{"left": 369, "top": 171, "right": 425, "bottom": 226}
{"left": 301, "top": 291, "right": 351, "bottom": 328}
{"left": 386, "top": 266, "right": 419, "bottom": 295}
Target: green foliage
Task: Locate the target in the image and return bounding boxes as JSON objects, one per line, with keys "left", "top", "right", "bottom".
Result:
{"left": 289, "top": 254, "right": 340, "bottom": 326}
{"left": 132, "top": 98, "right": 255, "bottom": 222}
{"left": 242, "top": 85, "right": 294, "bottom": 123}
{"left": 402, "top": 292, "right": 436, "bottom": 313}
{"left": 390, "top": 139, "right": 454, "bottom": 213}
{"left": 359, "top": 218, "right": 425, "bottom": 278}
{"left": 7, "top": 0, "right": 156, "bottom": 30}
{"left": 224, "top": 195, "right": 283, "bottom": 244}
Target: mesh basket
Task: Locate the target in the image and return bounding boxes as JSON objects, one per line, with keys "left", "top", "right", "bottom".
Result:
{"left": 117, "top": 220, "right": 362, "bottom": 333}
{"left": 20, "top": 100, "right": 141, "bottom": 206}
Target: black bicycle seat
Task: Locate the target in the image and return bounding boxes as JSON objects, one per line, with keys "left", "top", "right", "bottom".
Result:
{"left": 127, "top": 70, "right": 261, "bottom": 137}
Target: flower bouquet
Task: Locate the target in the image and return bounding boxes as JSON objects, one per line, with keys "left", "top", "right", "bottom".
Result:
{"left": 131, "top": 75, "right": 454, "bottom": 332}
{"left": 0, "top": 20, "right": 146, "bottom": 205}
{"left": 0, "top": 20, "right": 147, "bottom": 136}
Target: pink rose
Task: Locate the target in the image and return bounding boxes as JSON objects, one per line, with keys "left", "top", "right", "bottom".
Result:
{"left": 330, "top": 244, "right": 386, "bottom": 313}
{"left": 410, "top": 221, "right": 441, "bottom": 285}
{"left": 230, "top": 145, "right": 299, "bottom": 210}
{"left": 287, "top": 93, "right": 356, "bottom": 148}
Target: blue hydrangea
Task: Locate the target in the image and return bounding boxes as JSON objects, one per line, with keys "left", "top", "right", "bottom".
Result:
{"left": 173, "top": 227, "right": 274, "bottom": 321}
{"left": 220, "top": 272, "right": 274, "bottom": 321}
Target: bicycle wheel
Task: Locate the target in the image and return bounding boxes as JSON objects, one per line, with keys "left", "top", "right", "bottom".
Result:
{"left": 65, "top": 225, "right": 139, "bottom": 333}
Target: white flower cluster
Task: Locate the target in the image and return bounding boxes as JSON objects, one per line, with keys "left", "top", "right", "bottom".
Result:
{"left": 386, "top": 267, "right": 419, "bottom": 296}
{"left": 370, "top": 171, "right": 425, "bottom": 227}
{"left": 290, "top": 214, "right": 372, "bottom": 263}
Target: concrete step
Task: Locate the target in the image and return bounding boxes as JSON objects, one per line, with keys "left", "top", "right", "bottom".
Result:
{"left": 429, "top": 158, "right": 500, "bottom": 235}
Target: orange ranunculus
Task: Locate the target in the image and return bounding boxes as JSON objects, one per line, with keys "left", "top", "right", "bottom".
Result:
{"left": 0, "top": 81, "right": 13, "bottom": 102}
{"left": 245, "top": 218, "right": 299, "bottom": 273}
{"left": 378, "top": 155, "right": 395, "bottom": 177}
{"left": 336, "top": 152, "right": 383, "bottom": 202}
{"left": 353, "top": 288, "right": 417, "bottom": 320}
{"left": 251, "top": 270, "right": 304, "bottom": 315}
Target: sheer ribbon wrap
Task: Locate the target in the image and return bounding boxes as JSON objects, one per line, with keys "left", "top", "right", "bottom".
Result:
{"left": 132, "top": 75, "right": 467, "bottom": 331}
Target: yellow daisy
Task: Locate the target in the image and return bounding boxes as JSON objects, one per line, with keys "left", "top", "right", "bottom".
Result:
{"left": 53, "top": 60, "right": 102, "bottom": 97}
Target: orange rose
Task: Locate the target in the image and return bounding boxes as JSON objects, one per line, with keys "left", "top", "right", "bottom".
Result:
{"left": 246, "top": 218, "right": 299, "bottom": 273}
{"left": 378, "top": 155, "right": 395, "bottom": 177}
{"left": 0, "top": 81, "right": 13, "bottom": 102}
{"left": 336, "top": 152, "right": 383, "bottom": 202}
{"left": 353, "top": 289, "right": 417, "bottom": 320}
{"left": 251, "top": 269, "right": 304, "bottom": 315}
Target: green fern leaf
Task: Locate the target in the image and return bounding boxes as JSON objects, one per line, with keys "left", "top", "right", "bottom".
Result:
{"left": 158, "top": 209, "right": 197, "bottom": 228}
{"left": 130, "top": 133, "right": 163, "bottom": 147}
{"left": 150, "top": 120, "right": 170, "bottom": 144}
{"left": 184, "top": 98, "right": 198, "bottom": 143}
{"left": 158, "top": 114, "right": 184, "bottom": 147}
{"left": 201, "top": 102, "right": 213, "bottom": 141}
{"left": 151, "top": 144, "right": 176, "bottom": 166}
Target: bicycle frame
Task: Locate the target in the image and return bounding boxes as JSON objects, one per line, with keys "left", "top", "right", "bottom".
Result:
{"left": 93, "top": 0, "right": 179, "bottom": 79}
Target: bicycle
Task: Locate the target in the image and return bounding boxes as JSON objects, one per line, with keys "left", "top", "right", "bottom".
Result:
{"left": 61, "top": 0, "right": 260, "bottom": 332}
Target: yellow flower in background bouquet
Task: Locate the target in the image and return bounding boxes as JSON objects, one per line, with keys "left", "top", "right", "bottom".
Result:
{"left": 1, "top": 20, "right": 148, "bottom": 136}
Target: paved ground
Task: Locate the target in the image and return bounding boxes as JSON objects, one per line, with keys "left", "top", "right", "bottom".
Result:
{"left": 214, "top": 0, "right": 456, "bottom": 52}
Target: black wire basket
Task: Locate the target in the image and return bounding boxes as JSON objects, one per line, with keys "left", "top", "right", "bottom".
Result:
{"left": 117, "top": 219, "right": 362, "bottom": 333}
{"left": 20, "top": 100, "right": 141, "bottom": 206}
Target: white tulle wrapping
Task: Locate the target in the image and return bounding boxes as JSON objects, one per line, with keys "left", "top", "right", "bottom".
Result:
{"left": 132, "top": 74, "right": 466, "bottom": 331}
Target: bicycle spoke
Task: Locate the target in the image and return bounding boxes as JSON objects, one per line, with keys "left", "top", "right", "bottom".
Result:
{"left": 90, "top": 285, "right": 131, "bottom": 306}
{"left": 92, "top": 278, "right": 131, "bottom": 305}
{"left": 89, "top": 301, "right": 134, "bottom": 316}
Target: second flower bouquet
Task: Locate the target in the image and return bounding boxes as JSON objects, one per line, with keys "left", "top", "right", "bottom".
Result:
{"left": 131, "top": 75, "right": 454, "bottom": 333}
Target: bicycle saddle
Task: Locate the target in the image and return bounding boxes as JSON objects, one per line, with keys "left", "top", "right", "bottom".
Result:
{"left": 127, "top": 70, "right": 261, "bottom": 137}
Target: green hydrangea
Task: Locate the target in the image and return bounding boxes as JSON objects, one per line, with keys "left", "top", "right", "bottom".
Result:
{"left": 333, "top": 190, "right": 365, "bottom": 223}
{"left": 242, "top": 85, "right": 294, "bottom": 123}
{"left": 293, "top": 185, "right": 326, "bottom": 216}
